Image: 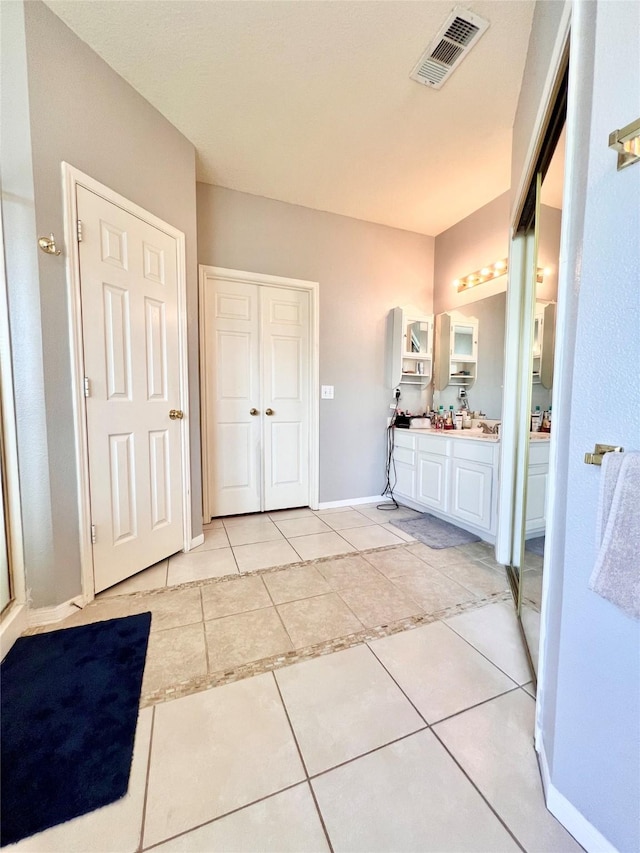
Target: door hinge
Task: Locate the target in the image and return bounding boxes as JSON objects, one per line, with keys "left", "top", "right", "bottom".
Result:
{"left": 83, "top": 376, "right": 91, "bottom": 397}
{"left": 76, "top": 219, "right": 83, "bottom": 242}
{"left": 90, "top": 524, "right": 97, "bottom": 545}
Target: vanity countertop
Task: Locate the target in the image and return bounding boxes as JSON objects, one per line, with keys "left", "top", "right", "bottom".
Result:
{"left": 400, "top": 428, "right": 551, "bottom": 443}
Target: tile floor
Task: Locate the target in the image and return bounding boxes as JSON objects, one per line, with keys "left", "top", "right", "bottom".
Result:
{"left": 15, "top": 504, "right": 573, "bottom": 852}
{"left": 11, "top": 599, "right": 581, "bottom": 852}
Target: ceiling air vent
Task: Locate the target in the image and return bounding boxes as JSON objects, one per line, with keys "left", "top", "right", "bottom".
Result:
{"left": 410, "top": 6, "right": 490, "bottom": 90}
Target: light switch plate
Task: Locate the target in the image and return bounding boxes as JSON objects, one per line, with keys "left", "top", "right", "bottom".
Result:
{"left": 321, "top": 385, "right": 334, "bottom": 399}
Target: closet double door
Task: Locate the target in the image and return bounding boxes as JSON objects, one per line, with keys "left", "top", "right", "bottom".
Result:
{"left": 202, "top": 274, "right": 311, "bottom": 518}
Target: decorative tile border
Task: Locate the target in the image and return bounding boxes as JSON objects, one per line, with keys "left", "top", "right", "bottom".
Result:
{"left": 140, "top": 587, "right": 513, "bottom": 708}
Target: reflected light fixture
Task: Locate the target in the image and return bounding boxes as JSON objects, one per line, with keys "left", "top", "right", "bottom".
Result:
{"left": 454, "top": 258, "right": 547, "bottom": 293}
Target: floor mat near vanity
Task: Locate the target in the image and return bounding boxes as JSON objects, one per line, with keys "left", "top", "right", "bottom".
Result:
{"left": 390, "top": 513, "right": 480, "bottom": 548}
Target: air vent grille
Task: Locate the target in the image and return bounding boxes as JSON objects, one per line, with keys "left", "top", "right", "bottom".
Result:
{"left": 410, "top": 6, "right": 490, "bottom": 90}
{"left": 431, "top": 39, "right": 464, "bottom": 66}
{"left": 444, "top": 17, "right": 479, "bottom": 46}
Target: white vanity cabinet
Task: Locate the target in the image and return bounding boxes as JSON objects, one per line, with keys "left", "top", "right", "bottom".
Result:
{"left": 388, "top": 306, "right": 434, "bottom": 389}
{"left": 434, "top": 312, "right": 479, "bottom": 391}
{"left": 392, "top": 431, "right": 499, "bottom": 541}
{"left": 525, "top": 440, "right": 550, "bottom": 536}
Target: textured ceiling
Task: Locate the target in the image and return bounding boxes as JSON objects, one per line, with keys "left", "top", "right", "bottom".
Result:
{"left": 44, "top": 1, "right": 535, "bottom": 236}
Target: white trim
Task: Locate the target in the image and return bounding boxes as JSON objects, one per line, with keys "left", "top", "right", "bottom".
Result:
{"left": 27, "top": 595, "right": 84, "bottom": 628}
{"left": 62, "top": 164, "right": 192, "bottom": 604}
{"left": 190, "top": 533, "right": 205, "bottom": 550}
{"left": 318, "top": 495, "right": 392, "bottom": 509}
{"left": 199, "top": 265, "right": 320, "bottom": 518}
{"left": 538, "top": 741, "right": 619, "bottom": 853}
{"left": 0, "top": 603, "right": 28, "bottom": 659}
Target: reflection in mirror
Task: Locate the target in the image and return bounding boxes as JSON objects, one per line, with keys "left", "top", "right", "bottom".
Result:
{"left": 521, "top": 125, "right": 565, "bottom": 675}
{"left": 405, "top": 320, "right": 430, "bottom": 355}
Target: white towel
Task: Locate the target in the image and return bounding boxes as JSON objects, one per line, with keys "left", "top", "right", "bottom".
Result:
{"left": 589, "top": 451, "right": 640, "bottom": 620}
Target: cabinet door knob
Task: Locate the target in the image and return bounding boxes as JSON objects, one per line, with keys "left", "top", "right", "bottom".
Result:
{"left": 169, "top": 409, "right": 184, "bottom": 420}
{"left": 250, "top": 408, "right": 259, "bottom": 416}
{"left": 265, "top": 408, "right": 274, "bottom": 416}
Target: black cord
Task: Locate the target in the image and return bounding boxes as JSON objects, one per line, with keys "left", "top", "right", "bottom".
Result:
{"left": 378, "top": 394, "right": 400, "bottom": 510}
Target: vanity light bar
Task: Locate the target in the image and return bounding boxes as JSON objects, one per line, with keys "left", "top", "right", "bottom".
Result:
{"left": 453, "top": 259, "right": 546, "bottom": 293}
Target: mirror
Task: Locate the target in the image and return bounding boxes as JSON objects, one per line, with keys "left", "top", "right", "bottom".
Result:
{"left": 520, "top": 125, "right": 564, "bottom": 674}
{"left": 434, "top": 291, "right": 506, "bottom": 419}
{"left": 405, "top": 319, "right": 431, "bottom": 356}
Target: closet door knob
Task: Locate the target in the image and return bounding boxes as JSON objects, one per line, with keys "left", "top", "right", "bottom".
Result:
{"left": 265, "top": 408, "right": 274, "bottom": 416}
{"left": 250, "top": 408, "right": 259, "bottom": 416}
{"left": 169, "top": 409, "right": 184, "bottom": 420}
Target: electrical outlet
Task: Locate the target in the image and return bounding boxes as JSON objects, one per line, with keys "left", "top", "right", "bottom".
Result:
{"left": 321, "top": 385, "right": 334, "bottom": 399}
{"left": 389, "top": 402, "right": 397, "bottom": 409}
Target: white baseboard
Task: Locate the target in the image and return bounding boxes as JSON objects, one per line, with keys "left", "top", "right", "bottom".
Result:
{"left": 27, "top": 595, "right": 84, "bottom": 628}
{"left": 318, "top": 495, "right": 391, "bottom": 509}
{"left": 0, "top": 602, "right": 28, "bottom": 659}
{"left": 189, "top": 533, "right": 205, "bottom": 550}
{"left": 538, "top": 740, "right": 619, "bottom": 853}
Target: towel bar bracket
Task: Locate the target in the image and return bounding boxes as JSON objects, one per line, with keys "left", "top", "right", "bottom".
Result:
{"left": 584, "top": 444, "right": 624, "bottom": 466}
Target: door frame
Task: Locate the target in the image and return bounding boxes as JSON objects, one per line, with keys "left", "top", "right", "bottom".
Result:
{"left": 199, "top": 265, "right": 320, "bottom": 519}
{"left": 62, "top": 164, "right": 192, "bottom": 604}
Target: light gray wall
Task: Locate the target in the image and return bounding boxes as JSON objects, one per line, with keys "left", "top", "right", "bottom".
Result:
{"left": 13, "top": 1, "right": 202, "bottom": 606}
{"left": 197, "top": 184, "right": 435, "bottom": 503}
{"left": 538, "top": 2, "right": 640, "bottom": 849}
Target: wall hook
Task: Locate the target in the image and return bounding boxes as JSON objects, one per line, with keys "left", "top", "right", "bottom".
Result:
{"left": 38, "top": 233, "right": 62, "bottom": 256}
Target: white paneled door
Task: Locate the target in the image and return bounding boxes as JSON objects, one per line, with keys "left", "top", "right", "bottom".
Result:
{"left": 77, "top": 187, "right": 184, "bottom": 593}
{"left": 202, "top": 275, "right": 311, "bottom": 518}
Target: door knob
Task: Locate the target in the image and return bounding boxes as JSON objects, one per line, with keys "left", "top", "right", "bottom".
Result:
{"left": 265, "top": 408, "right": 274, "bottom": 416}
{"left": 250, "top": 408, "right": 259, "bottom": 416}
{"left": 169, "top": 409, "right": 184, "bottom": 420}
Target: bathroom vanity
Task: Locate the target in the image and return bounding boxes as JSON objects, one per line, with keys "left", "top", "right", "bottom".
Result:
{"left": 392, "top": 428, "right": 549, "bottom": 544}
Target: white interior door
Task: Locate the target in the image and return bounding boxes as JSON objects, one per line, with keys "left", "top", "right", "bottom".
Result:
{"left": 262, "top": 287, "right": 310, "bottom": 511}
{"left": 77, "top": 186, "right": 184, "bottom": 593}
{"left": 203, "top": 274, "right": 311, "bottom": 518}
{"left": 203, "top": 279, "right": 261, "bottom": 517}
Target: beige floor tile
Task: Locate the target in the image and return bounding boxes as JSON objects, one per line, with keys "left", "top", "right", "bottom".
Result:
{"left": 407, "top": 541, "right": 481, "bottom": 569}
{"left": 455, "top": 540, "right": 496, "bottom": 561}
{"left": 263, "top": 564, "right": 331, "bottom": 604}
{"left": 142, "top": 623, "right": 207, "bottom": 695}
{"left": 313, "top": 505, "right": 353, "bottom": 515}
{"left": 98, "top": 559, "right": 167, "bottom": 598}
{"left": 225, "top": 520, "right": 284, "bottom": 547}
{"left": 356, "top": 504, "right": 422, "bottom": 524}
{"left": 437, "top": 558, "right": 510, "bottom": 597}
{"left": 320, "top": 509, "right": 375, "bottom": 530}
{"left": 188, "top": 527, "right": 230, "bottom": 552}
{"left": 203, "top": 519, "right": 224, "bottom": 530}
{"left": 8, "top": 708, "right": 153, "bottom": 853}
{"left": 391, "top": 567, "right": 478, "bottom": 613}
{"left": 434, "top": 691, "right": 583, "bottom": 852}
{"left": 273, "top": 515, "right": 331, "bottom": 538}
{"left": 276, "top": 645, "right": 424, "bottom": 775}
{"left": 152, "top": 784, "right": 329, "bottom": 853}
{"left": 312, "top": 730, "right": 519, "bottom": 853}
{"left": 233, "top": 539, "right": 301, "bottom": 572}
{"left": 52, "top": 596, "right": 142, "bottom": 632}
{"left": 222, "top": 513, "right": 271, "bottom": 527}
{"left": 445, "top": 601, "right": 532, "bottom": 684}
{"left": 201, "top": 575, "right": 271, "bottom": 620}
{"left": 316, "top": 554, "right": 386, "bottom": 590}
{"left": 379, "top": 522, "right": 416, "bottom": 542}
{"left": 205, "top": 607, "right": 293, "bottom": 671}
{"left": 522, "top": 682, "right": 536, "bottom": 698}
{"left": 363, "top": 547, "right": 433, "bottom": 579}
{"left": 338, "top": 524, "right": 405, "bottom": 550}
{"left": 267, "top": 507, "right": 315, "bottom": 521}
{"left": 277, "top": 593, "right": 364, "bottom": 648}
{"left": 167, "top": 548, "right": 238, "bottom": 585}
{"left": 369, "top": 621, "right": 515, "bottom": 723}
{"left": 142, "top": 587, "right": 203, "bottom": 632}
{"left": 288, "top": 531, "right": 355, "bottom": 561}
{"left": 338, "top": 577, "right": 423, "bottom": 627}
{"left": 143, "top": 674, "right": 305, "bottom": 847}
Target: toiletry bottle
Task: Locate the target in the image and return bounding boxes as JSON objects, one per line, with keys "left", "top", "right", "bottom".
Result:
{"left": 455, "top": 411, "right": 464, "bottom": 430}
{"left": 445, "top": 406, "right": 454, "bottom": 430}
{"left": 531, "top": 405, "right": 541, "bottom": 432}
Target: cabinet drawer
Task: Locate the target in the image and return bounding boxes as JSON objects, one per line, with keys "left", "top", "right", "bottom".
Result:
{"left": 394, "top": 430, "right": 416, "bottom": 450}
{"left": 416, "top": 434, "right": 448, "bottom": 455}
{"left": 529, "top": 441, "right": 550, "bottom": 465}
{"left": 452, "top": 440, "right": 497, "bottom": 465}
{"left": 393, "top": 446, "right": 415, "bottom": 466}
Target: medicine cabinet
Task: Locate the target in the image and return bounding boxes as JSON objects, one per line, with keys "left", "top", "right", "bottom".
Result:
{"left": 532, "top": 300, "right": 556, "bottom": 388}
{"left": 388, "top": 306, "right": 434, "bottom": 388}
{"left": 434, "top": 311, "right": 479, "bottom": 391}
